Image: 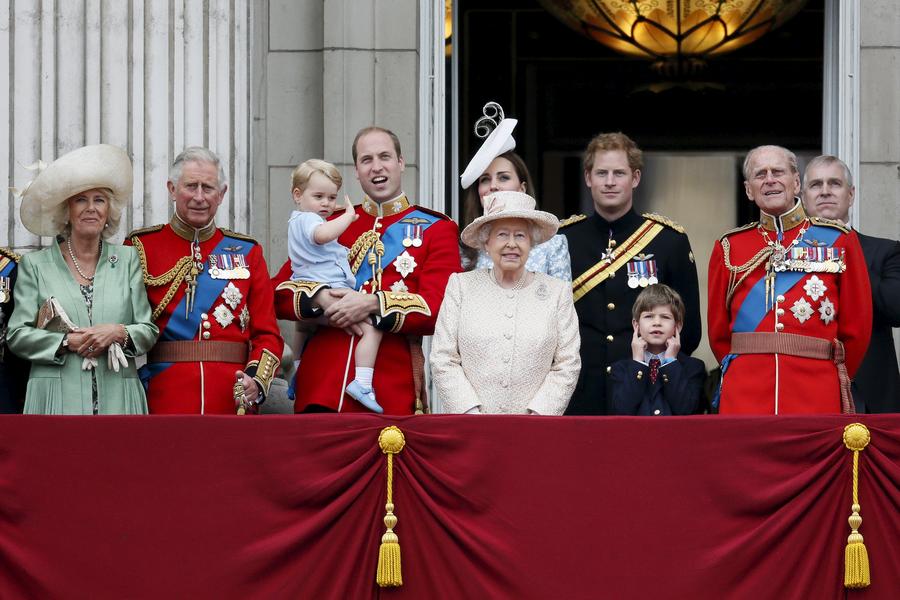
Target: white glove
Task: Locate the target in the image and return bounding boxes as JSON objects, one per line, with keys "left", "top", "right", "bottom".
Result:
{"left": 107, "top": 342, "right": 128, "bottom": 373}
{"left": 81, "top": 357, "right": 98, "bottom": 371}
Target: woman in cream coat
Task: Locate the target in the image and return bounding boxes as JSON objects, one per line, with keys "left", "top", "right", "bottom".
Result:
{"left": 431, "top": 191, "right": 580, "bottom": 415}
{"left": 8, "top": 144, "right": 158, "bottom": 414}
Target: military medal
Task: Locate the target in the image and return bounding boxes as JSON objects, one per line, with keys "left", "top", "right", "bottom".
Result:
{"left": 0, "top": 277, "right": 10, "bottom": 303}
{"left": 647, "top": 260, "right": 658, "bottom": 285}
{"left": 402, "top": 225, "right": 413, "bottom": 248}
{"left": 393, "top": 251, "right": 418, "bottom": 278}
{"left": 213, "top": 304, "right": 235, "bottom": 328}
{"left": 411, "top": 225, "right": 423, "bottom": 247}
{"left": 221, "top": 282, "right": 243, "bottom": 310}
{"left": 626, "top": 262, "right": 639, "bottom": 289}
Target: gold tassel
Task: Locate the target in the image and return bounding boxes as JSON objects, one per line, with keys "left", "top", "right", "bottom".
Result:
{"left": 842, "top": 423, "right": 871, "bottom": 589}
{"left": 377, "top": 426, "right": 406, "bottom": 587}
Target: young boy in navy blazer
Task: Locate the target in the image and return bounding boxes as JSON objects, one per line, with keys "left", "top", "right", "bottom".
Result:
{"left": 610, "top": 284, "right": 706, "bottom": 415}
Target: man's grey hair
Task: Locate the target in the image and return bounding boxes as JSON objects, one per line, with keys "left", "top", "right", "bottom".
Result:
{"left": 476, "top": 219, "right": 540, "bottom": 250}
{"left": 742, "top": 145, "right": 798, "bottom": 180}
{"left": 169, "top": 146, "right": 228, "bottom": 190}
{"left": 803, "top": 154, "right": 854, "bottom": 188}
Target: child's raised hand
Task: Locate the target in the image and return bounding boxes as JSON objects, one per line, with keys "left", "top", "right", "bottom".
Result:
{"left": 664, "top": 326, "right": 681, "bottom": 360}
{"left": 343, "top": 196, "right": 358, "bottom": 222}
{"left": 631, "top": 323, "right": 647, "bottom": 362}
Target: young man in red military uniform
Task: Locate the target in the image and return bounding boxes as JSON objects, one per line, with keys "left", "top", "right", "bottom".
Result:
{"left": 708, "top": 145, "right": 871, "bottom": 414}
{"left": 273, "top": 127, "right": 461, "bottom": 414}
{"left": 128, "top": 147, "right": 283, "bottom": 414}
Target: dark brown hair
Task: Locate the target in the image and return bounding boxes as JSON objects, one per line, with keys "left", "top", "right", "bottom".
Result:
{"left": 631, "top": 284, "right": 685, "bottom": 324}
{"left": 351, "top": 126, "right": 402, "bottom": 164}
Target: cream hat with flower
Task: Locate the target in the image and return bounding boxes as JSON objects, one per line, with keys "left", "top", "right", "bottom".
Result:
{"left": 460, "top": 190, "right": 559, "bottom": 249}
{"left": 18, "top": 144, "right": 132, "bottom": 237}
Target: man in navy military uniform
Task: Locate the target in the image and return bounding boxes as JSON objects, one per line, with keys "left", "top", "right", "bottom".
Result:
{"left": 0, "top": 247, "right": 27, "bottom": 413}
{"left": 562, "top": 132, "right": 702, "bottom": 415}
{"left": 802, "top": 155, "right": 900, "bottom": 413}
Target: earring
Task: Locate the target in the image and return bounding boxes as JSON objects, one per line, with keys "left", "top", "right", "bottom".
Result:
{"left": 104, "top": 222, "right": 109, "bottom": 228}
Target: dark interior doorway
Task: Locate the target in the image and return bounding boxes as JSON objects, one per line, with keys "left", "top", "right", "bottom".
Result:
{"left": 455, "top": 0, "right": 824, "bottom": 226}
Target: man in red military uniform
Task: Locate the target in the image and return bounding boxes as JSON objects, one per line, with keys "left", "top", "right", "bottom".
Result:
{"left": 129, "top": 147, "right": 283, "bottom": 414}
{"left": 708, "top": 145, "right": 871, "bottom": 414}
{"left": 273, "top": 127, "right": 461, "bottom": 414}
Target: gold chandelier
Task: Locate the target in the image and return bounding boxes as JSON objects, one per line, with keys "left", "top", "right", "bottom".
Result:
{"left": 537, "top": 0, "right": 809, "bottom": 69}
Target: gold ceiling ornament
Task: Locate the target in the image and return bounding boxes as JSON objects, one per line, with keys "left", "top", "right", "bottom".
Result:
{"left": 536, "top": 0, "right": 809, "bottom": 72}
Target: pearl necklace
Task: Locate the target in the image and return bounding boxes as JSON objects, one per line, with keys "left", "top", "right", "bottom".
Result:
{"left": 491, "top": 267, "right": 529, "bottom": 291}
{"left": 67, "top": 238, "right": 101, "bottom": 282}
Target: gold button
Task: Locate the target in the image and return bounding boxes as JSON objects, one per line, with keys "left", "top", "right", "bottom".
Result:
{"left": 776, "top": 323, "right": 785, "bottom": 331}
{"left": 636, "top": 371, "right": 643, "bottom": 380}
{"left": 202, "top": 331, "right": 211, "bottom": 340}
{"left": 201, "top": 313, "right": 208, "bottom": 320}
{"left": 653, "top": 409, "right": 661, "bottom": 415}
{"left": 776, "top": 295, "right": 785, "bottom": 303}
{"left": 203, "top": 321, "right": 211, "bottom": 330}
{"left": 607, "top": 303, "right": 615, "bottom": 310}
{"left": 606, "top": 366, "right": 612, "bottom": 374}
{"left": 776, "top": 308, "right": 785, "bottom": 316}
{"left": 606, "top": 335, "right": 614, "bottom": 342}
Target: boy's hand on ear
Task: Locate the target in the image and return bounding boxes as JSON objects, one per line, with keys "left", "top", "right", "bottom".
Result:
{"left": 664, "top": 327, "right": 681, "bottom": 360}
{"left": 631, "top": 324, "right": 648, "bottom": 362}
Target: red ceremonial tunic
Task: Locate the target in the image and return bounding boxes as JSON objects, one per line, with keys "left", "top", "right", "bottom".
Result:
{"left": 273, "top": 194, "right": 461, "bottom": 414}
{"left": 128, "top": 218, "right": 283, "bottom": 414}
{"left": 708, "top": 202, "right": 871, "bottom": 414}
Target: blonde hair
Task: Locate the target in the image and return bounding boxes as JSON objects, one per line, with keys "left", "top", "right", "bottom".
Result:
{"left": 61, "top": 187, "right": 123, "bottom": 240}
{"left": 291, "top": 159, "right": 343, "bottom": 194}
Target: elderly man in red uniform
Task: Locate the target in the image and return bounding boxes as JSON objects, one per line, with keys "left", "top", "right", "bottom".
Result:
{"left": 708, "top": 145, "right": 871, "bottom": 414}
{"left": 273, "top": 127, "right": 461, "bottom": 414}
{"left": 128, "top": 147, "right": 283, "bottom": 414}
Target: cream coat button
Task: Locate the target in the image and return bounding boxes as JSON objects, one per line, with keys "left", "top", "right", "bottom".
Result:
{"left": 202, "top": 331, "right": 211, "bottom": 340}
{"left": 504, "top": 333, "right": 512, "bottom": 340}
{"left": 503, "top": 356, "right": 510, "bottom": 364}
{"left": 501, "top": 381, "right": 508, "bottom": 388}
{"left": 506, "top": 312, "right": 513, "bottom": 318}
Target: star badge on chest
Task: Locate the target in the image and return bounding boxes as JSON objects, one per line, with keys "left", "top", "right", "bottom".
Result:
{"left": 213, "top": 304, "right": 235, "bottom": 328}
{"left": 393, "top": 251, "right": 418, "bottom": 278}
{"left": 818, "top": 297, "right": 836, "bottom": 325}
{"left": 790, "top": 297, "right": 814, "bottom": 324}
{"left": 221, "top": 282, "right": 243, "bottom": 310}
{"left": 803, "top": 275, "right": 827, "bottom": 302}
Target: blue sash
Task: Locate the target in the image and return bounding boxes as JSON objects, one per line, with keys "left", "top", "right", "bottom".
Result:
{"left": 354, "top": 210, "right": 439, "bottom": 289}
{"left": 0, "top": 258, "right": 15, "bottom": 278}
{"left": 141, "top": 234, "right": 256, "bottom": 384}
{"left": 732, "top": 225, "right": 841, "bottom": 333}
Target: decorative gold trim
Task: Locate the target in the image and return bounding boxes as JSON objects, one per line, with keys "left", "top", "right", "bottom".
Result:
{"left": 759, "top": 200, "right": 806, "bottom": 232}
{"left": 811, "top": 216, "right": 851, "bottom": 233}
{"left": 718, "top": 221, "right": 758, "bottom": 241}
{"left": 275, "top": 280, "right": 328, "bottom": 320}
{"left": 558, "top": 214, "right": 586, "bottom": 229}
{"left": 169, "top": 214, "right": 217, "bottom": 242}
{"left": 377, "top": 291, "right": 430, "bottom": 319}
{"left": 126, "top": 224, "right": 164, "bottom": 238}
{"left": 130, "top": 235, "right": 193, "bottom": 321}
{"left": 362, "top": 194, "right": 410, "bottom": 218}
{"left": 251, "top": 348, "right": 280, "bottom": 395}
{"left": 348, "top": 230, "right": 381, "bottom": 276}
{"left": 642, "top": 212, "right": 685, "bottom": 233}
{"left": 0, "top": 247, "right": 23, "bottom": 262}
{"left": 572, "top": 222, "right": 664, "bottom": 302}
{"left": 221, "top": 228, "right": 259, "bottom": 243}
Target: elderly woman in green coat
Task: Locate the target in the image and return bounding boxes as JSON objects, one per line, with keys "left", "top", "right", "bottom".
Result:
{"left": 7, "top": 144, "right": 158, "bottom": 414}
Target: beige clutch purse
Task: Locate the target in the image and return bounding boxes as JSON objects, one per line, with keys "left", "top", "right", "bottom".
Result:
{"left": 36, "top": 296, "right": 77, "bottom": 333}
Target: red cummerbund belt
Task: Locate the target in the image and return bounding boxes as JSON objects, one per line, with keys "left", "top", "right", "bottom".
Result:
{"left": 148, "top": 341, "right": 249, "bottom": 364}
{"left": 730, "top": 332, "right": 834, "bottom": 359}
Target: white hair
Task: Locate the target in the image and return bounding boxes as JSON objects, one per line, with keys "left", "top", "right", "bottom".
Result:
{"left": 169, "top": 146, "right": 228, "bottom": 190}
{"left": 742, "top": 145, "right": 798, "bottom": 180}
{"left": 477, "top": 219, "right": 540, "bottom": 250}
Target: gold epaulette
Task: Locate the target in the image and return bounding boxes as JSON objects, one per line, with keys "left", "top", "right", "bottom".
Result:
{"left": 558, "top": 214, "right": 587, "bottom": 229}
{"left": 718, "top": 221, "right": 758, "bottom": 241}
{"left": 810, "top": 216, "right": 851, "bottom": 234}
{"left": 0, "top": 247, "right": 22, "bottom": 262}
{"left": 221, "top": 228, "right": 259, "bottom": 243}
{"left": 642, "top": 212, "right": 685, "bottom": 233}
{"left": 414, "top": 205, "right": 453, "bottom": 221}
{"left": 127, "top": 224, "right": 164, "bottom": 239}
